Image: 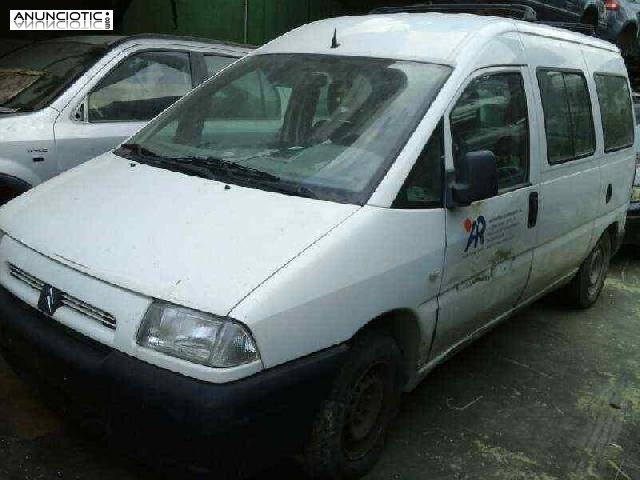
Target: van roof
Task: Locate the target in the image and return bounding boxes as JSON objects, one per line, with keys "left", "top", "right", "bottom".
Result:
{"left": 258, "top": 13, "right": 618, "bottom": 64}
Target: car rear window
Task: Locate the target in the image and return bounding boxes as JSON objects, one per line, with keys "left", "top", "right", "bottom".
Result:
{"left": 594, "top": 74, "right": 634, "bottom": 152}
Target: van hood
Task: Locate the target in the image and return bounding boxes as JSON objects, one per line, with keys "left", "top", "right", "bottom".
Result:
{"left": 0, "top": 152, "right": 360, "bottom": 315}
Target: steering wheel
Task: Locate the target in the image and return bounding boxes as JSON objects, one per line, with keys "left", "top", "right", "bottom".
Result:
{"left": 89, "top": 105, "right": 106, "bottom": 120}
{"left": 328, "top": 118, "right": 357, "bottom": 145}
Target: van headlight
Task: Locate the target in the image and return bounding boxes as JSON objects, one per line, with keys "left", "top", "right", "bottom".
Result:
{"left": 137, "top": 301, "right": 260, "bottom": 368}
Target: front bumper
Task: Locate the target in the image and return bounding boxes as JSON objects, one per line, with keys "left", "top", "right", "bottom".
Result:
{"left": 0, "top": 286, "right": 347, "bottom": 475}
{"left": 624, "top": 202, "right": 640, "bottom": 245}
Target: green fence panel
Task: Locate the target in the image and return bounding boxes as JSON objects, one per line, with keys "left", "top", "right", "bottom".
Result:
{"left": 121, "top": 0, "right": 345, "bottom": 45}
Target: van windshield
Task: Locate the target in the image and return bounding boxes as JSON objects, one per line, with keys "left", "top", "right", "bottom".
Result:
{"left": 0, "top": 41, "right": 105, "bottom": 112}
{"left": 125, "top": 54, "right": 451, "bottom": 204}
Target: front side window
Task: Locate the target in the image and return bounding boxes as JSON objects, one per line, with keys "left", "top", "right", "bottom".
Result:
{"left": 537, "top": 70, "right": 596, "bottom": 163}
{"left": 125, "top": 54, "right": 451, "bottom": 204}
{"left": 450, "top": 72, "right": 529, "bottom": 190}
{"left": 0, "top": 40, "right": 105, "bottom": 112}
{"left": 88, "top": 51, "right": 192, "bottom": 122}
{"left": 594, "top": 74, "right": 634, "bottom": 152}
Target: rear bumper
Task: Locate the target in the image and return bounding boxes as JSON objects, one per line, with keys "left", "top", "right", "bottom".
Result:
{"left": 0, "top": 286, "right": 346, "bottom": 475}
{"left": 624, "top": 203, "right": 640, "bottom": 246}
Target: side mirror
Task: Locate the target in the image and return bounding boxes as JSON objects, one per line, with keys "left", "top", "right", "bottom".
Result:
{"left": 72, "top": 98, "right": 87, "bottom": 122}
{"left": 448, "top": 150, "right": 498, "bottom": 207}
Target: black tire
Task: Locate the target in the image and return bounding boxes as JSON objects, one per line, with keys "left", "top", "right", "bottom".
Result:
{"left": 566, "top": 232, "right": 611, "bottom": 309}
{"left": 0, "top": 182, "right": 27, "bottom": 205}
{"left": 302, "top": 332, "right": 403, "bottom": 480}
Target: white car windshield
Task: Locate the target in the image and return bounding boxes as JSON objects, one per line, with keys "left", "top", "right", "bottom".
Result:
{"left": 123, "top": 54, "right": 451, "bottom": 204}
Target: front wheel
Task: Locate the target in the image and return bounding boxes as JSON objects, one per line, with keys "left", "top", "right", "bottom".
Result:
{"left": 0, "top": 183, "right": 26, "bottom": 206}
{"left": 302, "top": 332, "right": 403, "bottom": 480}
{"left": 566, "top": 232, "right": 611, "bottom": 309}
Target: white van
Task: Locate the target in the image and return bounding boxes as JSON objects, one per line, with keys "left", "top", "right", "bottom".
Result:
{"left": 0, "top": 35, "right": 250, "bottom": 203}
{"left": 0, "top": 12, "right": 634, "bottom": 479}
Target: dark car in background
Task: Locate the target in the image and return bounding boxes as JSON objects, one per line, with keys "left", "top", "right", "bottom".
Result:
{"left": 601, "top": 0, "right": 640, "bottom": 55}
{"left": 624, "top": 93, "right": 640, "bottom": 245}
{"left": 489, "top": 0, "right": 639, "bottom": 55}
{"left": 538, "top": 0, "right": 607, "bottom": 27}
{"left": 443, "top": 0, "right": 608, "bottom": 28}
{"left": 442, "top": 1, "right": 640, "bottom": 54}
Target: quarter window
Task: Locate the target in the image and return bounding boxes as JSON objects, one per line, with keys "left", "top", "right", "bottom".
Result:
{"left": 594, "top": 74, "right": 634, "bottom": 152}
{"left": 450, "top": 72, "right": 529, "bottom": 190}
{"left": 393, "top": 122, "right": 443, "bottom": 208}
{"left": 537, "top": 70, "right": 596, "bottom": 163}
{"left": 88, "top": 51, "right": 192, "bottom": 122}
{"left": 204, "top": 55, "right": 236, "bottom": 78}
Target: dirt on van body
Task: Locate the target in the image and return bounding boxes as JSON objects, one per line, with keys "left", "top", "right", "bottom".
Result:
{"left": 0, "top": 249, "right": 639, "bottom": 480}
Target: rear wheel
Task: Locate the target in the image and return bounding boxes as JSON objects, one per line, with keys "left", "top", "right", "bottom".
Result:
{"left": 302, "top": 332, "right": 402, "bottom": 479}
{"left": 566, "top": 232, "right": 611, "bottom": 309}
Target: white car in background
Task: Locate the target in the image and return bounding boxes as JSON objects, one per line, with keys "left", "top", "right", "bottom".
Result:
{"left": 0, "top": 35, "right": 251, "bottom": 203}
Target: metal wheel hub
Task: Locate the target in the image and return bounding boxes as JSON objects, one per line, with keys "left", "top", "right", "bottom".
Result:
{"left": 343, "top": 362, "right": 387, "bottom": 459}
{"left": 587, "top": 244, "right": 605, "bottom": 297}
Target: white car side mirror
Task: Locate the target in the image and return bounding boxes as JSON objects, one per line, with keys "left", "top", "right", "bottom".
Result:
{"left": 72, "top": 98, "right": 88, "bottom": 123}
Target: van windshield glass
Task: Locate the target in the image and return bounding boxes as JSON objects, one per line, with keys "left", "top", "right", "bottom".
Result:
{"left": 0, "top": 41, "right": 105, "bottom": 112}
{"left": 125, "top": 54, "right": 451, "bottom": 204}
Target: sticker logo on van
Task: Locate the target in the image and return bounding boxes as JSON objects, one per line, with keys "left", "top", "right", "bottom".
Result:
{"left": 464, "top": 216, "right": 486, "bottom": 252}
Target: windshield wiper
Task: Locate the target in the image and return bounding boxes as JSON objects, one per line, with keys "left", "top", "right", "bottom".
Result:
{"left": 117, "top": 148, "right": 319, "bottom": 199}
{"left": 117, "top": 144, "right": 218, "bottom": 180}
{"left": 0, "top": 106, "right": 18, "bottom": 113}
{"left": 180, "top": 156, "right": 320, "bottom": 199}
{"left": 179, "top": 156, "right": 281, "bottom": 182}
{"left": 119, "top": 142, "right": 168, "bottom": 158}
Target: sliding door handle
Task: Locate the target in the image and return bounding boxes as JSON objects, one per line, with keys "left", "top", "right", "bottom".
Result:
{"left": 528, "top": 192, "right": 539, "bottom": 228}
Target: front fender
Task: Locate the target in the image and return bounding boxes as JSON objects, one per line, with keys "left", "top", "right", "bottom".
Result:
{"left": 0, "top": 158, "right": 42, "bottom": 188}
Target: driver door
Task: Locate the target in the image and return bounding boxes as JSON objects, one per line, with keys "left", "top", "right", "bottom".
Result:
{"left": 53, "top": 50, "right": 194, "bottom": 174}
{"left": 431, "top": 67, "right": 539, "bottom": 359}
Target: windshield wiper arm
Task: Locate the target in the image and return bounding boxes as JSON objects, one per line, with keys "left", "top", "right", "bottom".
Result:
{"left": 180, "top": 156, "right": 320, "bottom": 199}
{"left": 117, "top": 144, "right": 218, "bottom": 180}
{"left": 118, "top": 142, "right": 163, "bottom": 158}
{"left": 117, "top": 149, "right": 319, "bottom": 199}
{"left": 179, "top": 156, "right": 281, "bottom": 182}
{"left": 0, "top": 107, "right": 18, "bottom": 113}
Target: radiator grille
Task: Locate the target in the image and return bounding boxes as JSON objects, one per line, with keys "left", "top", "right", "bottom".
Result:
{"left": 8, "top": 263, "right": 117, "bottom": 330}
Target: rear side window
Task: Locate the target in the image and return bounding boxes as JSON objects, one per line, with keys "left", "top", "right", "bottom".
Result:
{"left": 537, "top": 70, "right": 596, "bottom": 164}
{"left": 594, "top": 74, "right": 634, "bottom": 152}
